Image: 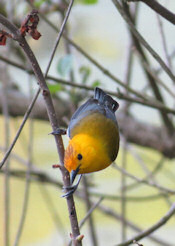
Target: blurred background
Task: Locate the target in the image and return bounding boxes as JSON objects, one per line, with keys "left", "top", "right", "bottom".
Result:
{"left": 0, "top": 0, "right": 175, "bottom": 245}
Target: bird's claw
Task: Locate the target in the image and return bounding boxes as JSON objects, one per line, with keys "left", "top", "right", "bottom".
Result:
{"left": 61, "top": 185, "right": 77, "bottom": 198}
{"left": 62, "top": 174, "right": 82, "bottom": 198}
{"left": 50, "top": 128, "right": 67, "bottom": 136}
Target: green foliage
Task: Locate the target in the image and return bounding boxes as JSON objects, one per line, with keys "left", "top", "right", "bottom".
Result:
{"left": 48, "top": 83, "right": 62, "bottom": 94}
{"left": 77, "top": 0, "right": 98, "bottom": 4}
{"left": 92, "top": 80, "right": 101, "bottom": 87}
{"left": 34, "top": 0, "right": 46, "bottom": 8}
{"left": 57, "top": 55, "right": 73, "bottom": 77}
{"left": 79, "top": 66, "right": 91, "bottom": 84}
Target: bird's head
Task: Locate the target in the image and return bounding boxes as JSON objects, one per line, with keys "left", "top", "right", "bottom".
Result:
{"left": 64, "top": 134, "right": 96, "bottom": 183}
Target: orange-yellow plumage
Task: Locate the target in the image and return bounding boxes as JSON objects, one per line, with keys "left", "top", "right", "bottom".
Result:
{"left": 64, "top": 88, "right": 120, "bottom": 178}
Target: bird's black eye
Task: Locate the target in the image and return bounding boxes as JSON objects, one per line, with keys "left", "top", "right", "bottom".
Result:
{"left": 77, "top": 154, "right": 83, "bottom": 160}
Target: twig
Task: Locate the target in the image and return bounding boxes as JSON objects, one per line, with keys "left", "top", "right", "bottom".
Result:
{"left": 39, "top": 185, "right": 67, "bottom": 244}
{"left": 112, "top": 0, "right": 175, "bottom": 84}
{"left": 113, "top": 163, "right": 175, "bottom": 194}
{"left": 1, "top": 60, "right": 10, "bottom": 246}
{"left": 120, "top": 1, "right": 174, "bottom": 134}
{"left": 13, "top": 77, "right": 34, "bottom": 246}
{"left": 116, "top": 203, "right": 175, "bottom": 246}
{"left": 0, "top": 2, "right": 82, "bottom": 245}
{"left": 0, "top": 88, "right": 40, "bottom": 169}
{"left": 0, "top": 164, "right": 173, "bottom": 246}
{"left": 80, "top": 197, "right": 104, "bottom": 228}
{"left": 97, "top": 203, "right": 171, "bottom": 246}
{"left": 140, "top": 58, "right": 175, "bottom": 98}
{"left": 156, "top": 14, "right": 172, "bottom": 69}
{"left": 0, "top": 167, "right": 173, "bottom": 202}
{"left": 25, "top": 0, "right": 147, "bottom": 100}
{"left": 127, "top": 0, "right": 175, "bottom": 25}
{"left": 1, "top": 54, "right": 175, "bottom": 115}
{"left": 82, "top": 176, "right": 98, "bottom": 246}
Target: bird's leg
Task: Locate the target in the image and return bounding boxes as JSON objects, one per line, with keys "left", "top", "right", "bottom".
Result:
{"left": 62, "top": 165, "right": 82, "bottom": 198}
{"left": 62, "top": 174, "right": 82, "bottom": 198}
{"left": 50, "top": 128, "right": 67, "bottom": 136}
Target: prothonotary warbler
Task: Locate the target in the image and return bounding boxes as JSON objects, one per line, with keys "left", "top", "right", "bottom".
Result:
{"left": 63, "top": 87, "right": 120, "bottom": 197}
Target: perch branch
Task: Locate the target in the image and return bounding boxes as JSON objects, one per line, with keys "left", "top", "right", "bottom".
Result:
{"left": 0, "top": 3, "right": 82, "bottom": 245}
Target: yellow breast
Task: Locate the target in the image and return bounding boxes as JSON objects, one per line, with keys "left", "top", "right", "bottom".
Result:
{"left": 65, "top": 112, "right": 119, "bottom": 174}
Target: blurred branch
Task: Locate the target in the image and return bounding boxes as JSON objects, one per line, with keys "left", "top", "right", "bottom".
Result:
{"left": 0, "top": 55, "right": 175, "bottom": 114}
{"left": 113, "top": 163, "right": 175, "bottom": 194}
{"left": 118, "top": 112, "right": 175, "bottom": 158}
{"left": 26, "top": 0, "right": 148, "bottom": 100}
{"left": 0, "top": 167, "right": 172, "bottom": 246}
{"left": 157, "top": 14, "right": 172, "bottom": 69}
{"left": 82, "top": 176, "right": 98, "bottom": 246}
{"left": 1, "top": 60, "right": 11, "bottom": 246}
{"left": 0, "top": 89, "right": 41, "bottom": 169}
{"left": 117, "top": 203, "right": 175, "bottom": 246}
{"left": 0, "top": 165, "right": 173, "bottom": 202}
{"left": 13, "top": 78, "right": 34, "bottom": 246}
{"left": 120, "top": 1, "right": 174, "bottom": 134}
{"left": 98, "top": 203, "right": 172, "bottom": 246}
{"left": 127, "top": 0, "right": 175, "bottom": 25}
{"left": 0, "top": 3, "right": 82, "bottom": 245}
{"left": 0, "top": 89, "right": 175, "bottom": 158}
{"left": 0, "top": 168, "right": 63, "bottom": 188}
{"left": 112, "top": 0, "right": 175, "bottom": 84}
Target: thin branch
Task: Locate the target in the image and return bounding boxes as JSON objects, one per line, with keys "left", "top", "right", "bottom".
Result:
{"left": 113, "top": 164, "right": 175, "bottom": 195}
{"left": 26, "top": 0, "right": 148, "bottom": 101}
{"left": 127, "top": 0, "right": 175, "bottom": 25}
{"left": 112, "top": 0, "right": 175, "bottom": 84}
{"left": 39, "top": 185, "right": 67, "bottom": 244}
{"left": 1, "top": 54, "right": 175, "bottom": 115}
{"left": 120, "top": 1, "right": 174, "bottom": 134}
{"left": 97, "top": 203, "right": 172, "bottom": 246}
{"left": 0, "top": 88, "right": 40, "bottom": 169}
{"left": 0, "top": 2, "right": 82, "bottom": 245}
{"left": 116, "top": 203, "right": 175, "bottom": 246}
{"left": 156, "top": 14, "right": 172, "bottom": 69}
{"left": 79, "top": 197, "right": 104, "bottom": 228}
{"left": 13, "top": 78, "right": 34, "bottom": 246}
{"left": 1, "top": 61, "right": 10, "bottom": 246}
{"left": 0, "top": 88, "right": 175, "bottom": 158}
{"left": 82, "top": 176, "right": 98, "bottom": 246}
{"left": 0, "top": 167, "right": 173, "bottom": 202}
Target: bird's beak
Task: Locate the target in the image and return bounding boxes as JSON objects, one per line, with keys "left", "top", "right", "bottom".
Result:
{"left": 70, "top": 165, "right": 80, "bottom": 184}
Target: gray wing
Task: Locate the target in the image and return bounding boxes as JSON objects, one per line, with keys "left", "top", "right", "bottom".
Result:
{"left": 68, "top": 98, "right": 117, "bottom": 138}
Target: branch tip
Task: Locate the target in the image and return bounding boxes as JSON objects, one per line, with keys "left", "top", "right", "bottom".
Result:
{"left": 52, "top": 164, "right": 61, "bottom": 169}
{"left": 76, "top": 234, "right": 84, "bottom": 242}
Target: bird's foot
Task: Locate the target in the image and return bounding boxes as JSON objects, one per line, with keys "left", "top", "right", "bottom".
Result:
{"left": 50, "top": 128, "right": 67, "bottom": 136}
{"left": 62, "top": 175, "right": 82, "bottom": 198}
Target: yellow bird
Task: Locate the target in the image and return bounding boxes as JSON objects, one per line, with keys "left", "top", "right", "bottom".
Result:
{"left": 64, "top": 87, "right": 120, "bottom": 196}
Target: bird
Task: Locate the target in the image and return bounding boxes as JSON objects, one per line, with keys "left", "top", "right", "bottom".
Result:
{"left": 63, "top": 87, "right": 120, "bottom": 197}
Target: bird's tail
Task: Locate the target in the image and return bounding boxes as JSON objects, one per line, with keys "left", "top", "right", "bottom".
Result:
{"left": 94, "top": 87, "right": 119, "bottom": 112}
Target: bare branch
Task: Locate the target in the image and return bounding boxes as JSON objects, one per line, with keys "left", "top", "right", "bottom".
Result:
{"left": 1, "top": 55, "right": 175, "bottom": 115}
{"left": 127, "top": 0, "right": 175, "bottom": 25}
{"left": 0, "top": 89, "right": 175, "bottom": 158}
{"left": 117, "top": 203, "right": 175, "bottom": 246}
{"left": 0, "top": 2, "right": 82, "bottom": 244}
{"left": 112, "top": 0, "right": 175, "bottom": 84}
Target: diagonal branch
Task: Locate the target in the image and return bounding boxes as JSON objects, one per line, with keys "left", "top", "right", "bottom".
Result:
{"left": 127, "top": 0, "right": 175, "bottom": 25}
{"left": 0, "top": 3, "right": 82, "bottom": 245}
{"left": 1, "top": 55, "right": 175, "bottom": 114}
{"left": 117, "top": 203, "right": 175, "bottom": 246}
{"left": 113, "top": 0, "right": 175, "bottom": 135}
